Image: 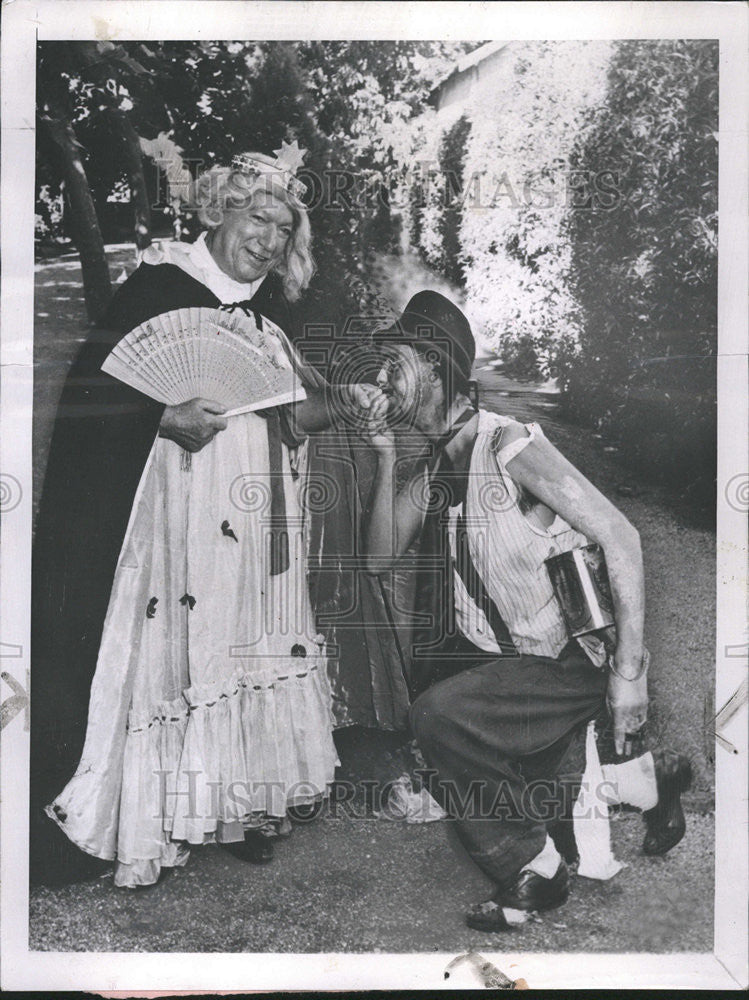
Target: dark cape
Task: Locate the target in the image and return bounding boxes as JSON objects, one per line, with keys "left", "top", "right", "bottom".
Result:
{"left": 30, "top": 262, "right": 294, "bottom": 885}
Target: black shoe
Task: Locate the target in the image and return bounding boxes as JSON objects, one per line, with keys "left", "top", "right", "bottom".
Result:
{"left": 466, "top": 861, "right": 570, "bottom": 932}
{"left": 221, "top": 829, "right": 274, "bottom": 864}
{"left": 643, "top": 748, "right": 692, "bottom": 856}
{"left": 497, "top": 859, "right": 570, "bottom": 912}
{"left": 465, "top": 898, "right": 512, "bottom": 932}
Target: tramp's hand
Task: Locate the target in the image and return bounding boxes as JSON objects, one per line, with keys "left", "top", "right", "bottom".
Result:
{"left": 332, "top": 383, "right": 383, "bottom": 423}
{"left": 362, "top": 391, "right": 395, "bottom": 453}
{"left": 337, "top": 383, "right": 390, "bottom": 432}
{"left": 606, "top": 658, "right": 649, "bottom": 755}
{"left": 347, "top": 383, "right": 385, "bottom": 412}
{"left": 159, "top": 398, "right": 228, "bottom": 453}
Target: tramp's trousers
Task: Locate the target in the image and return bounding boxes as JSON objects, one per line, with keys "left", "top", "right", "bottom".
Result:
{"left": 410, "top": 641, "right": 609, "bottom": 890}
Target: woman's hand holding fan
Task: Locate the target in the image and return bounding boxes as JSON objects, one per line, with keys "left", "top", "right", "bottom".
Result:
{"left": 158, "top": 398, "right": 228, "bottom": 453}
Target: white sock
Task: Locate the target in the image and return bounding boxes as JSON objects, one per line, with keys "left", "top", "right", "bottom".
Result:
{"left": 521, "top": 833, "right": 562, "bottom": 879}
{"left": 573, "top": 720, "right": 624, "bottom": 880}
{"left": 601, "top": 752, "right": 658, "bottom": 811}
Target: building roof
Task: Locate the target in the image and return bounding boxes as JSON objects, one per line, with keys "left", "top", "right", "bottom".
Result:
{"left": 429, "top": 41, "right": 510, "bottom": 100}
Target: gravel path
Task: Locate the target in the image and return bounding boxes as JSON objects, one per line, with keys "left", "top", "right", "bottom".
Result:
{"left": 29, "top": 807, "right": 713, "bottom": 954}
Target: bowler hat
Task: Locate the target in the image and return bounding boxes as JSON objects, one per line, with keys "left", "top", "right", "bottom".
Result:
{"left": 375, "top": 290, "right": 475, "bottom": 386}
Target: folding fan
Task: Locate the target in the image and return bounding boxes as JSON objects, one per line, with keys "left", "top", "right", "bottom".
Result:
{"left": 101, "top": 307, "right": 306, "bottom": 416}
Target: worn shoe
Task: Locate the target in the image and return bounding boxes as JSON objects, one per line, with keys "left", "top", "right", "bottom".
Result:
{"left": 643, "top": 748, "right": 692, "bottom": 856}
{"left": 466, "top": 861, "right": 570, "bottom": 932}
{"left": 221, "top": 829, "right": 274, "bottom": 864}
{"left": 465, "top": 898, "right": 512, "bottom": 932}
{"left": 498, "top": 859, "right": 570, "bottom": 912}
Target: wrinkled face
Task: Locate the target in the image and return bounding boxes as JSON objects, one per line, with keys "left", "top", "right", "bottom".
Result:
{"left": 209, "top": 189, "right": 293, "bottom": 283}
{"left": 376, "top": 343, "right": 442, "bottom": 431}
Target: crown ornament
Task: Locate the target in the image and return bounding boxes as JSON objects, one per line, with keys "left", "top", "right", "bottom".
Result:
{"left": 231, "top": 140, "right": 307, "bottom": 199}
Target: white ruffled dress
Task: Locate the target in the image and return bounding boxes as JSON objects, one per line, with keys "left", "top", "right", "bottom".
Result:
{"left": 47, "top": 237, "right": 339, "bottom": 887}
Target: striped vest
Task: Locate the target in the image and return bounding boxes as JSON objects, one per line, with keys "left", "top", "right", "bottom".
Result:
{"left": 448, "top": 410, "right": 606, "bottom": 666}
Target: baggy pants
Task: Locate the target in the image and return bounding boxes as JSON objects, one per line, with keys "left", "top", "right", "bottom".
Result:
{"left": 409, "top": 641, "right": 609, "bottom": 891}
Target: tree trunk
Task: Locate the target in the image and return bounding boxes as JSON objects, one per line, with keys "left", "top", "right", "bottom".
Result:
{"left": 112, "top": 110, "right": 152, "bottom": 251}
{"left": 39, "top": 114, "right": 112, "bottom": 323}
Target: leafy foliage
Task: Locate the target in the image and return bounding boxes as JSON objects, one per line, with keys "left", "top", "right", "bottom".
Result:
{"left": 396, "top": 40, "right": 717, "bottom": 499}
{"left": 37, "top": 42, "right": 167, "bottom": 242}
{"left": 400, "top": 41, "right": 612, "bottom": 375}
{"left": 436, "top": 114, "right": 472, "bottom": 286}
{"left": 562, "top": 40, "right": 718, "bottom": 394}
{"left": 559, "top": 40, "right": 718, "bottom": 501}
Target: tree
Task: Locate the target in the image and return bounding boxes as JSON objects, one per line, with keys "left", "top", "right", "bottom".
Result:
{"left": 560, "top": 40, "right": 718, "bottom": 500}
{"left": 563, "top": 40, "right": 718, "bottom": 395}
{"left": 37, "top": 40, "right": 167, "bottom": 317}
{"left": 38, "top": 109, "right": 113, "bottom": 321}
{"left": 37, "top": 43, "right": 115, "bottom": 321}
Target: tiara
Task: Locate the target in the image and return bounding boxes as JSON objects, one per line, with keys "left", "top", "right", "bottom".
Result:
{"left": 231, "top": 141, "right": 307, "bottom": 200}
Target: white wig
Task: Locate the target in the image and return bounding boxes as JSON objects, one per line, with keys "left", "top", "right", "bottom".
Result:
{"left": 189, "top": 162, "right": 315, "bottom": 302}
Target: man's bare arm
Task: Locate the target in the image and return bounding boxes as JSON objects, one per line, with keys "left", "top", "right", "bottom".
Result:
{"left": 501, "top": 422, "right": 647, "bottom": 752}
{"left": 362, "top": 397, "right": 427, "bottom": 573}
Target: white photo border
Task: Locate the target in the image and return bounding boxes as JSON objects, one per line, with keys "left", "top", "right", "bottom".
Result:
{"left": 2, "top": 0, "right": 747, "bottom": 990}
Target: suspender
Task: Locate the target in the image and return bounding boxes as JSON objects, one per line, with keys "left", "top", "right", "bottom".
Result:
{"left": 454, "top": 507, "right": 517, "bottom": 656}
{"left": 430, "top": 410, "right": 517, "bottom": 658}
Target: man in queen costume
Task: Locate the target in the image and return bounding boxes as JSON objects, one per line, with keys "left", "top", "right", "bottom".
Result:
{"left": 31, "top": 143, "right": 380, "bottom": 888}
